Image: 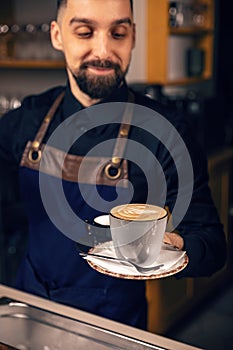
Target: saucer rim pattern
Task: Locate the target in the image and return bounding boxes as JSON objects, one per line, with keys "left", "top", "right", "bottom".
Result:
{"left": 86, "top": 243, "right": 189, "bottom": 280}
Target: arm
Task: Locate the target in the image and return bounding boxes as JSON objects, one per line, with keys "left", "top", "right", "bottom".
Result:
{"left": 162, "top": 117, "right": 227, "bottom": 277}
{"left": 129, "top": 91, "right": 227, "bottom": 278}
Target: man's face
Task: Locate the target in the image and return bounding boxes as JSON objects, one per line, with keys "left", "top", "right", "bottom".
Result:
{"left": 51, "top": 0, "right": 135, "bottom": 100}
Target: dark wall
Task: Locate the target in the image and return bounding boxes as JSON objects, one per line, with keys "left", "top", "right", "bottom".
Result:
{"left": 215, "top": 1, "right": 233, "bottom": 147}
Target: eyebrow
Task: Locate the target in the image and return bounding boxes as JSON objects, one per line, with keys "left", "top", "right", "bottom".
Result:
{"left": 69, "top": 17, "right": 132, "bottom": 27}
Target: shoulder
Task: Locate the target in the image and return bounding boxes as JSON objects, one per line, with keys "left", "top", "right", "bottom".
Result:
{"left": 130, "top": 88, "right": 190, "bottom": 132}
{"left": 20, "top": 86, "right": 65, "bottom": 111}
{"left": 0, "top": 85, "right": 65, "bottom": 137}
{"left": 131, "top": 88, "right": 167, "bottom": 113}
{"left": 129, "top": 88, "right": 204, "bottom": 163}
{"left": 0, "top": 86, "right": 65, "bottom": 163}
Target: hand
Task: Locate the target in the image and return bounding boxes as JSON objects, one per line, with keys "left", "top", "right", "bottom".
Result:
{"left": 163, "top": 232, "right": 184, "bottom": 250}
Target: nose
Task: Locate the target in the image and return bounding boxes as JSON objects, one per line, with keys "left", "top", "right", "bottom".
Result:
{"left": 92, "top": 32, "right": 112, "bottom": 60}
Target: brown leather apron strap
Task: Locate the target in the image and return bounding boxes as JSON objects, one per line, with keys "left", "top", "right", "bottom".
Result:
{"left": 27, "top": 89, "right": 135, "bottom": 181}
{"left": 28, "top": 91, "right": 65, "bottom": 163}
{"left": 104, "top": 91, "right": 135, "bottom": 180}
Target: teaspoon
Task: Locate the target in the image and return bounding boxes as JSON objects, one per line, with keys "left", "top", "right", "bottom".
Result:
{"left": 79, "top": 252, "right": 164, "bottom": 274}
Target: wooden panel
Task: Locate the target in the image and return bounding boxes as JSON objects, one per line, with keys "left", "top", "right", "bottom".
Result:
{"left": 147, "top": 0, "right": 168, "bottom": 83}
{"left": 208, "top": 147, "right": 233, "bottom": 239}
{"left": 199, "top": 0, "right": 215, "bottom": 30}
{"left": 146, "top": 147, "right": 233, "bottom": 335}
{"left": 197, "top": 34, "right": 214, "bottom": 79}
{"left": 146, "top": 277, "right": 193, "bottom": 334}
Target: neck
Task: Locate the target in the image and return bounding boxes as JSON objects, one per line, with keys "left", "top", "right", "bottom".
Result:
{"left": 68, "top": 75, "right": 101, "bottom": 107}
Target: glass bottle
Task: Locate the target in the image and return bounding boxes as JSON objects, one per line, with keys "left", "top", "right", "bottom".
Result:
{"left": 9, "top": 24, "right": 20, "bottom": 59}
{"left": 16, "top": 23, "right": 37, "bottom": 59}
{"left": 0, "top": 24, "right": 10, "bottom": 59}
{"left": 36, "top": 23, "right": 51, "bottom": 59}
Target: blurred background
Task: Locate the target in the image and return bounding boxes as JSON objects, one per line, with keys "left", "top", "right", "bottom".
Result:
{"left": 0, "top": 1, "right": 233, "bottom": 349}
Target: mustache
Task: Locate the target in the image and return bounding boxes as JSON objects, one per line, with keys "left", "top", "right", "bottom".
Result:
{"left": 80, "top": 60, "right": 120, "bottom": 70}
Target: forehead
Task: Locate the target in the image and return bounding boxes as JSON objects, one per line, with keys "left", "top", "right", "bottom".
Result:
{"left": 61, "top": 0, "right": 133, "bottom": 24}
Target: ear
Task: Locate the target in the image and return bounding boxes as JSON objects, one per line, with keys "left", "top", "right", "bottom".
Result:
{"left": 50, "top": 20, "right": 63, "bottom": 51}
{"left": 132, "top": 23, "right": 136, "bottom": 49}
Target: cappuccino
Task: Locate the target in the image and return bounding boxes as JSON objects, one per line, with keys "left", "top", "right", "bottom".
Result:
{"left": 110, "top": 203, "right": 167, "bottom": 221}
{"left": 109, "top": 204, "right": 168, "bottom": 267}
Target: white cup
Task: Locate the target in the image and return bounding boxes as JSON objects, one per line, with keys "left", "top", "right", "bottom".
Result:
{"left": 109, "top": 204, "right": 168, "bottom": 267}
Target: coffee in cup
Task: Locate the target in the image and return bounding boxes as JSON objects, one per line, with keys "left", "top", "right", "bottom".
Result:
{"left": 109, "top": 204, "right": 168, "bottom": 268}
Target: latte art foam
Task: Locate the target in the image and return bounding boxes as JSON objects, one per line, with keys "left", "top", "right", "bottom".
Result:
{"left": 110, "top": 204, "right": 167, "bottom": 221}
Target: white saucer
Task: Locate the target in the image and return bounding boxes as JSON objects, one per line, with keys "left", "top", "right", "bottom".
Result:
{"left": 83, "top": 242, "right": 188, "bottom": 280}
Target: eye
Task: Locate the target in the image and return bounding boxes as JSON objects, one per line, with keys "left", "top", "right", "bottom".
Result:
{"left": 112, "top": 26, "right": 127, "bottom": 39}
{"left": 112, "top": 32, "right": 126, "bottom": 39}
{"left": 75, "top": 26, "right": 93, "bottom": 38}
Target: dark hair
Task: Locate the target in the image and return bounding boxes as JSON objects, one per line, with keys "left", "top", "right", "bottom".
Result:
{"left": 57, "top": 0, "right": 66, "bottom": 10}
{"left": 57, "top": 0, "right": 133, "bottom": 14}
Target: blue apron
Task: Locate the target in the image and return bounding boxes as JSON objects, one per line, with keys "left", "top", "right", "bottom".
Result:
{"left": 17, "top": 91, "right": 147, "bottom": 329}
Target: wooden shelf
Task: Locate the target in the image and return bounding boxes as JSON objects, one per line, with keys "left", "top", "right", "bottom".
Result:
{"left": 147, "top": 76, "right": 212, "bottom": 86}
{"left": 169, "top": 27, "right": 214, "bottom": 36}
{"left": 0, "top": 59, "right": 65, "bottom": 69}
{"left": 162, "top": 76, "right": 212, "bottom": 86}
{"left": 147, "top": 0, "right": 215, "bottom": 86}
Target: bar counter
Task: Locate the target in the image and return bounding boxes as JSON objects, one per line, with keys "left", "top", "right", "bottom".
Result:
{"left": 0, "top": 284, "right": 202, "bottom": 350}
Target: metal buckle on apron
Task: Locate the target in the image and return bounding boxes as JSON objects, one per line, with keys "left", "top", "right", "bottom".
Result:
{"left": 28, "top": 141, "right": 42, "bottom": 163}
{"left": 104, "top": 157, "right": 122, "bottom": 180}
{"left": 104, "top": 119, "right": 133, "bottom": 180}
{"left": 27, "top": 91, "right": 65, "bottom": 164}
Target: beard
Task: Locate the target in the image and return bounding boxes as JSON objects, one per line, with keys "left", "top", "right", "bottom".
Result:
{"left": 70, "top": 60, "right": 128, "bottom": 99}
